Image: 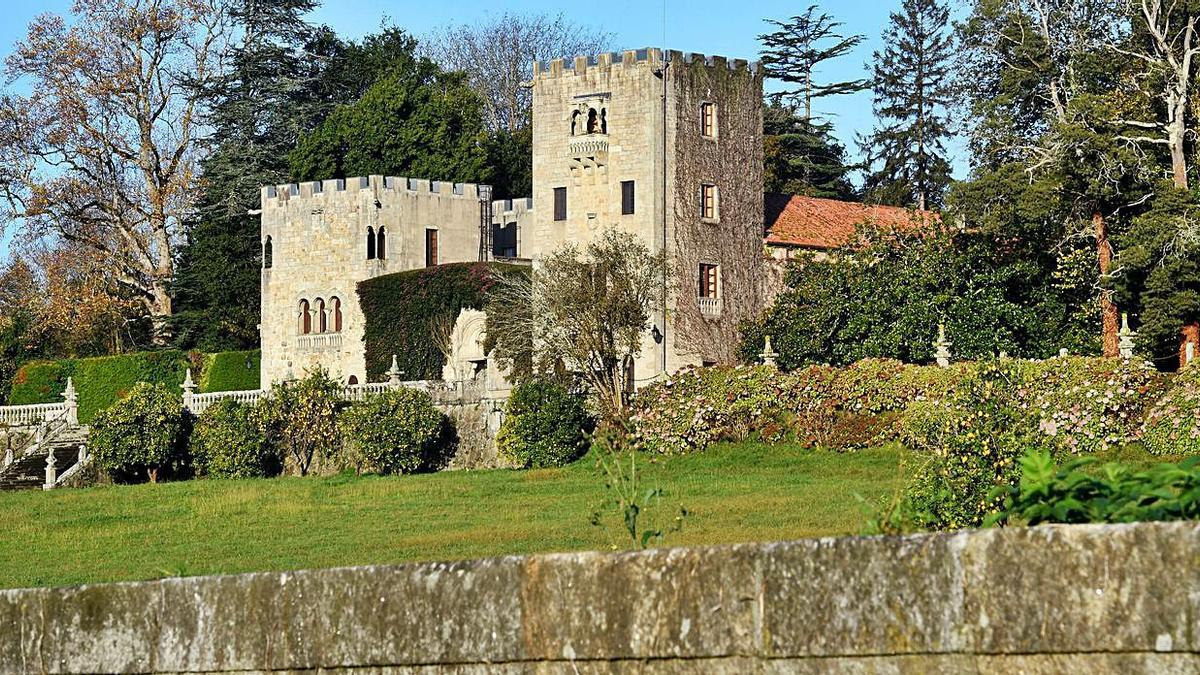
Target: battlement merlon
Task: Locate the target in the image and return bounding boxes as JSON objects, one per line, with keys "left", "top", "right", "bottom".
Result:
{"left": 532, "top": 48, "right": 761, "bottom": 79}
{"left": 260, "top": 175, "right": 494, "bottom": 208}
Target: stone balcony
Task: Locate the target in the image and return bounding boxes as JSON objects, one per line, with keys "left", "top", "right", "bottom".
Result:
{"left": 297, "top": 333, "right": 343, "bottom": 351}
{"left": 568, "top": 134, "right": 609, "bottom": 170}
{"left": 698, "top": 296, "right": 722, "bottom": 317}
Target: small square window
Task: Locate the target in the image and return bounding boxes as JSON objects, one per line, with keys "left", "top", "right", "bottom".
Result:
{"left": 621, "top": 180, "right": 635, "bottom": 215}
{"left": 700, "top": 184, "right": 718, "bottom": 221}
{"left": 700, "top": 102, "right": 716, "bottom": 138}
{"left": 553, "top": 187, "right": 567, "bottom": 221}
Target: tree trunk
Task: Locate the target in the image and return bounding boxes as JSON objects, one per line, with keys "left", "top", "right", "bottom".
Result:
{"left": 148, "top": 467, "right": 158, "bottom": 484}
{"left": 1169, "top": 113, "right": 1189, "bottom": 189}
{"left": 148, "top": 282, "right": 173, "bottom": 346}
{"left": 1094, "top": 210, "right": 1120, "bottom": 357}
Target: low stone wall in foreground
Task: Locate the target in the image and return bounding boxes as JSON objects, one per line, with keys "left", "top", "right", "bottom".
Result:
{"left": 0, "top": 522, "right": 1197, "bottom": 673}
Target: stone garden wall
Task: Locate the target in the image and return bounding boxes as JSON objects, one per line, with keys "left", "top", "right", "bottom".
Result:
{"left": 1, "top": 521, "right": 1197, "bottom": 673}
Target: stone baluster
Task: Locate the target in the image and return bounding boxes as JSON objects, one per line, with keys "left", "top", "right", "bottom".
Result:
{"left": 760, "top": 335, "right": 780, "bottom": 368}
{"left": 63, "top": 377, "right": 79, "bottom": 427}
{"left": 1187, "top": 342, "right": 1196, "bottom": 367}
{"left": 181, "top": 369, "right": 197, "bottom": 413}
{"left": 933, "top": 324, "right": 952, "bottom": 368}
{"left": 44, "top": 447, "right": 56, "bottom": 490}
{"left": 78, "top": 444, "right": 88, "bottom": 466}
{"left": 3, "top": 442, "right": 12, "bottom": 469}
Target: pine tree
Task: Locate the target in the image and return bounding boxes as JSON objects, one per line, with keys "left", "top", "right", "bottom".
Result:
{"left": 763, "top": 100, "right": 856, "bottom": 199}
{"left": 759, "top": 6, "right": 869, "bottom": 123}
{"left": 860, "top": 0, "right": 954, "bottom": 210}
{"left": 171, "top": 0, "right": 319, "bottom": 350}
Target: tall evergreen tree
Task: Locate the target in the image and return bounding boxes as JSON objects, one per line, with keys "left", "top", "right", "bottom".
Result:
{"left": 860, "top": 0, "right": 954, "bottom": 210}
{"left": 171, "top": 0, "right": 318, "bottom": 350}
{"left": 763, "top": 100, "right": 856, "bottom": 199}
{"left": 758, "top": 7, "right": 865, "bottom": 200}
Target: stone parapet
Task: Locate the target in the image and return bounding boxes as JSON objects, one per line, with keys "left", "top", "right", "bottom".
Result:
{"left": 1, "top": 522, "right": 1197, "bottom": 673}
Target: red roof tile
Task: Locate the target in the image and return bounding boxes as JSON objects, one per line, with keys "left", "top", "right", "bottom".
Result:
{"left": 764, "top": 193, "right": 935, "bottom": 250}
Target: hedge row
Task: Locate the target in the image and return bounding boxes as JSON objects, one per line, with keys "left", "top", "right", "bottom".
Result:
{"left": 7, "top": 349, "right": 260, "bottom": 423}
{"left": 357, "top": 262, "right": 527, "bottom": 381}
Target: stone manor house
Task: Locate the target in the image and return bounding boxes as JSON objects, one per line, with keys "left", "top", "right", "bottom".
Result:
{"left": 258, "top": 47, "right": 918, "bottom": 388}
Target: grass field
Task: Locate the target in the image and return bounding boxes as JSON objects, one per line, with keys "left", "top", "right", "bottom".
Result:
{"left": 0, "top": 443, "right": 910, "bottom": 589}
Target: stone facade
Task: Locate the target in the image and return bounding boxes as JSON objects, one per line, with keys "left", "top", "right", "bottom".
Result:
{"left": 260, "top": 48, "right": 764, "bottom": 389}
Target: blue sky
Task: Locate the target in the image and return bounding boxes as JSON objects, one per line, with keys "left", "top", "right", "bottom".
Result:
{"left": 0, "top": 0, "right": 963, "bottom": 260}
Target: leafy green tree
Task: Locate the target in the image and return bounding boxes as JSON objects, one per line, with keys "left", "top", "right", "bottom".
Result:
{"left": 860, "top": 0, "right": 954, "bottom": 209}
{"left": 758, "top": 6, "right": 868, "bottom": 123}
{"left": 342, "top": 388, "right": 447, "bottom": 475}
{"left": 257, "top": 368, "right": 344, "bottom": 476}
{"left": 763, "top": 100, "right": 856, "bottom": 199}
{"left": 497, "top": 379, "right": 592, "bottom": 468}
{"left": 289, "top": 60, "right": 491, "bottom": 184}
{"left": 89, "top": 382, "right": 188, "bottom": 483}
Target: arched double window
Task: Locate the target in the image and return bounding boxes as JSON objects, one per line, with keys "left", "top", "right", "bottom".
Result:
{"left": 366, "top": 226, "right": 376, "bottom": 260}
{"left": 298, "top": 299, "right": 311, "bottom": 334}
{"left": 315, "top": 298, "right": 327, "bottom": 334}
{"left": 263, "top": 236, "right": 273, "bottom": 269}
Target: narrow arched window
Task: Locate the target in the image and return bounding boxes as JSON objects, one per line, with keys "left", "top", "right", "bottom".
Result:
{"left": 587, "top": 108, "right": 599, "bottom": 134}
{"left": 315, "top": 297, "right": 326, "bottom": 333}
{"left": 571, "top": 110, "right": 580, "bottom": 135}
{"left": 298, "top": 299, "right": 311, "bottom": 334}
{"left": 600, "top": 108, "right": 607, "bottom": 134}
{"left": 263, "top": 236, "right": 273, "bottom": 269}
{"left": 347, "top": 375, "right": 359, "bottom": 385}
{"left": 376, "top": 226, "right": 387, "bottom": 260}
{"left": 331, "top": 296, "right": 342, "bottom": 332}
{"left": 366, "top": 226, "right": 376, "bottom": 260}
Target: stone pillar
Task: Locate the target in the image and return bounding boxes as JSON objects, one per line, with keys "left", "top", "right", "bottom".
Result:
{"left": 759, "top": 335, "right": 779, "bottom": 368}
{"left": 1118, "top": 314, "right": 1137, "bottom": 360}
{"left": 1182, "top": 322, "right": 1199, "bottom": 369}
{"left": 933, "top": 324, "right": 952, "bottom": 368}
{"left": 44, "top": 447, "right": 56, "bottom": 490}
{"left": 387, "top": 355, "right": 404, "bottom": 388}
{"left": 181, "top": 369, "right": 197, "bottom": 413}
{"left": 63, "top": 377, "right": 78, "bottom": 427}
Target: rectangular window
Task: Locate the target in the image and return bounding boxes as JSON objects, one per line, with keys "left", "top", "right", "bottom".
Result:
{"left": 425, "top": 228, "right": 439, "bottom": 267}
{"left": 553, "top": 187, "right": 567, "bottom": 221}
{"left": 700, "top": 184, "right": 717, "bottom": 220}
{"left": 621, "top": 180, "right": 635, "bottom": 215}
{"left": 699, "top": 263, "right": 719, "bottom": 298}
{"left": 701, "top": 102, "right": 716, "bottom": 138}
{"left": 492, "top": 222, "right": 518, "bottom": 258}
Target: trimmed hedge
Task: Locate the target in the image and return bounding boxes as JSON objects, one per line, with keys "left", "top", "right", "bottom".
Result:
{"left": 7, "top": 349, "right": 260, "bottom": 423}
{"left": 358, "top": 262, "right": 527, "bottom": 381}
{"left": 200, "top": 350, "right": 261, "bottom": 392}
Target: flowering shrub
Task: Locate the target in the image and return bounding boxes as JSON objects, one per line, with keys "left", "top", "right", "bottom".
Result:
{"left": 190, "top": 399, "right": 280, "bottom": 479}
{"left": 497, "top": 380, "right": 593, "bottom": 468}
{"left": 1141, "top": 365, "right": 1200, "bottom": 455}
{"left": 342, "top": 388, "right": 447, "bottom": 474}
{"left": 89, "top": 382, "right": 188, "bottom": 483}
{"left": 257, "top": 368, "right": 344, "bottom": 476}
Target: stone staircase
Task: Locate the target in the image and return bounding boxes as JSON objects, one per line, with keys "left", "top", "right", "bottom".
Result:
{"left": 0, "top": 429, "right": 88, "bottom": 491}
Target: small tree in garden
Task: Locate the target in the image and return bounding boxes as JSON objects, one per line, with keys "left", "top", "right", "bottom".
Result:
{"left": 190, "top": 399, "right": 280, "bottom": 479}
{"left": 258, "top": 368, "right": 343, "bottom": 476}
{"left": 89, "top": 382, "right": 187, "bottom": 483}
{"left": 497, "top": 379, "right": 592, "bottom": 468}
{"left": 486, "top": 229, "right": 668, "bottom": 417}
{"left": 342, "top": 388, "right": 446, "bottom": 475}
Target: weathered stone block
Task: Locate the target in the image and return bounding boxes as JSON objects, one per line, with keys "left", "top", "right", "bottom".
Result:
{"left": 761, "top": 533, "right": 970, "bottom": 657}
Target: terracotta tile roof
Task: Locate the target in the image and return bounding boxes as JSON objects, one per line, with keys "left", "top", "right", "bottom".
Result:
{"left": 763, "top": 193, "right": 935, "bottom": 250}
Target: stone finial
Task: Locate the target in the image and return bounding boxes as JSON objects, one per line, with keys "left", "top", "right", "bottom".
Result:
{"left": 387, "top": 355, "right": 404, "bottom": 387}
{"left": 1118, "top": 313, "right": 1137, "bottom": 359}
{"left": 181, "top": 369, "right": 197, "bottom": 394}
{"left": 62, "top": 377, "right": 78, "bottom": 427}
{"left": 44, "top": 446, "right": 56, "bottom": 490}
{"left": 760, "top": 335, "right": 780, "bottom": 368}
{"left": 933, "top": 324, "right": 952, "bottom": 368}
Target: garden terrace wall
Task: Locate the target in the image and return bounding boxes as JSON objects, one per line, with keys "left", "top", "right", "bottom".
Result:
{"left": 1, "top": 521, "right": 1197, "bottom": 672}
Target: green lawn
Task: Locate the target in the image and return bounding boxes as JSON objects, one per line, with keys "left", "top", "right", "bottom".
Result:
{"left": 0, "top": 443, "right": 910, "bottom": 590}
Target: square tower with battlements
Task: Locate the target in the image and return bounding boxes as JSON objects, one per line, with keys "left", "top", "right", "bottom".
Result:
{"left": 528, "top": 48, "right": 764, "bottom": 383}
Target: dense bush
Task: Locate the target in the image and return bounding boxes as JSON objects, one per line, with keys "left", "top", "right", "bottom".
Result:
{"left": 991, "top": 450, "right": 1200, "bottom": 525}
{"left": 1141, "top": 365, "right": 1200, "bottom": 455}
{"left": 200, "top": 350, "right": 261, "bottom": 392}
{"left": 497, "top": 380, "right": 592, "bottom": 468}
{"left": 8, "top": 349, "right": 261, "bottom": 423}
{"left": 257, "top": 369, "right": 344, "bottom": 476}
{"left": 357, "top": 262, "right": 528, "bottom": 381}
{"left": 342, "top": 388, "right": 446, "bottom": 474}
{"left": 88, "top": 382, "right": 188, "bottom": 483}
{"left": 190, "top": 399, "right": 279, "bottom": 479}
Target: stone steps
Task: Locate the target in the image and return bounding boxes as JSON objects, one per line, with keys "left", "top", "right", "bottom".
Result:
{"left": 0, "top": 439, "right": 87, "bottom": 491}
